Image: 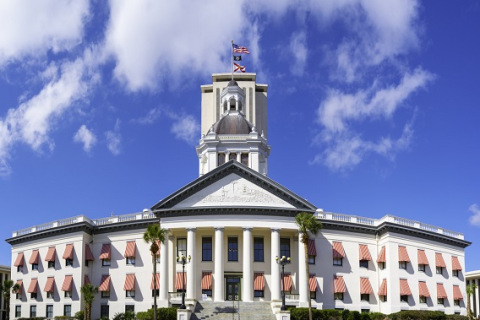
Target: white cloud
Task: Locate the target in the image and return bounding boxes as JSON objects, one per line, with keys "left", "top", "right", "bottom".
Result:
{"left": 289, "top": 31, "right": 308, "bottom": 76}
{"left": 105, "top": 120, "right": 122, "bottom": 155}
{"left": 74, "top": 125, "right": 97, "bottom": 152}
{"left": 0, "top": 0, "right": 89, "bottom": 65}
{"left": 169, "top": 115, "right": 200, "bottom": 145}
{"left": 469, "top": 204, "right": 480, "bottom": 226}
{"left": 132, "top": 108, "right": 162, "bottom": 125}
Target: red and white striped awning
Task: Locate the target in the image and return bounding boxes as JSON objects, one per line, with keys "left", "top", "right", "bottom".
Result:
{"left": 63, "top": 244, "right": 74, "bottom": 260}
{"left": 29, "top": 250, "right": 39, "bottom": 264}
{"left": 28, "top": 278, "right": 38, "bottom": 293}
{"left": 437, "top": 283, "right": 447, "bottom": 299}
{"left": 417, "top": 249, "right": 429, "bottom": 265}
{"left": 14, "top": 252, "right": 24, "bottom": 267}
{"left": 398, "top": 246, "right": 410, "bottom": 262}
{"left": 332, "top": 242, "right": 345, "bottom": 258}
{"left": 44, "top": 277, "right": 55, "bottom": 293}
{"left": 124, "top": 274, "right": 135, "bottom": 291}
{"left": 307, "top": 239, "right": 317, "bottom": 256}
{"left": 282, "top": 273, "right": 292, "bottom": 292}
{"left": 399, "top": 279, "right": 411, "bottom": 295}
{"left": 62, "top": 275, "right": 73, "bottom": 291}
{"left": 124, "top": 241, "right": 136, "bottom": 258}
{"left": 378, "top": 279, "right": 387, "bottom": 296}
{"left": 418, "top": 281, "right": 430, "bottom": 297}
{"left": 309, "top": 274, "right": 318, "bottom": 292}
{"left": 334, "top": 275, "right": 346, "bottom": 293}
{"left": 201, "top": 272, "right": 212, "bottom": 290}
{"left": 176, "top": 272, "right": 187, "bottom": 290}
{"left": 15, "top": 280, "right": 23, "bottom": 294}
{"left": 85, "top": 245, "right": 94, "bottom": 261}
{"left": 359, "top": 245, "right": 371, "bottom": 261}
{"left": 99, "top": 244, "right": 111, "bottom": 260}
{"left": 360, "top": 278, "right": 373, "bottom": 294}
{"left": 452, "top": 256, "right": 462, "bottom": 271}
{"left": 254, "top": 273, "right": 265, "bottom": 291}
{"left": 453, "top": 285, "right": 463, "bottom": 300}
{"left": 151, "top": 273, "right": 160, "bottom": 290}
{"left": 435, "top": 253, "right": 446, "bottom": 268}
{"left": 99, "top": 275, "right": 111, "bottom": 292}
{"left": 377, "top": 246, "right": 386, "bottom": 263}
{"left": 45, "top": 247, "right": 56, "bottom": 262}
{"left": 84, "top": 275, "right": 91, "bottom": 285}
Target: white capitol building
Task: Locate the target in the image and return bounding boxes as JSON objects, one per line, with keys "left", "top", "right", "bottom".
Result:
{"left": 7, "top": 73, "right": 470, "bottom": 319}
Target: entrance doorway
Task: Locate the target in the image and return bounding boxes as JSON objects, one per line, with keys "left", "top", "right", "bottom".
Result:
{"left": 225, "top": 276, "right": 241, "bottom": 301}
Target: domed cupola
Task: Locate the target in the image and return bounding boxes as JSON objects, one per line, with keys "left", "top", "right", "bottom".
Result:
{"left": 220, "top": 79, "right": 245, "bottom": 114}
{"left": 213, "top": 112, "right": 254, "bottom": 135}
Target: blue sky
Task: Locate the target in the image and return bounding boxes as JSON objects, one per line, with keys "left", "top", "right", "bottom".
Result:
{"left": 0, "top": 1, "right": 479, "bottom": 270}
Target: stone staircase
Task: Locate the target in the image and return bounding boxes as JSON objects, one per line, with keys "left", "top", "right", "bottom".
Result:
{"left": 190, "top": 301, "right": 276, "bottom": 320}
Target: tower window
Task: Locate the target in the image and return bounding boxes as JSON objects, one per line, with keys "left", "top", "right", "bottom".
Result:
{"left": 230, "top": 99, "right": 236, "bottom": 110}
{"left": 241, "top": 153, "right": 248, "bottom": 166}
{"left": 229, "top": 153, "right": 237, "bottom": 161}
{"left": 218, "top": 153, "right": 225, "bottom": 166}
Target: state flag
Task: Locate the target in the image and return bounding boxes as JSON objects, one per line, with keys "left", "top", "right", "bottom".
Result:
{"left": 233, "top": 63, "right": 246, "bottom": 73}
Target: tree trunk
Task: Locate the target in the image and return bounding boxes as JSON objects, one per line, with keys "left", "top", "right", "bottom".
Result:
{"left": 5, "top": 295, "right": 10, "bottom": 320}
{"left": 153, "top": 254, "right": 158, "bottom": 320}
{"left": 467, "top": 293, "right": 472, "bottom": 320}
{"left": 304, "top": 240, "right": 313, "bottom": 320}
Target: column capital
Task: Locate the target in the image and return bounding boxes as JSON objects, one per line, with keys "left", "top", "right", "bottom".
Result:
{"left": 243, "top": 227, "right": 253, "bottom": 231}
{"left": 214, "top": 226, "right": 225, "bottom": 231}
{"left": 186, "top": 227, "right": 196, "bottom": 232}
{"left": 271, "top": 228, "right": 281, "bottom": 233}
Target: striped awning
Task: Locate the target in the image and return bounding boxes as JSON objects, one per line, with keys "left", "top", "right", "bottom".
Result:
{"left": 360, "top": 277, "right": 373, "bottom": 294}
{"left": 45, "top": 247, "right": 56, "bottom": 262}
{"left": 84, "top": 275, "right": 90, "bottom": 285}
{"left": 44, "top": 277, "right": 55, "bottom": 293}
{"left": 399, "top": 279, "right": 411, "bottom": 295}
{"left": 176, "top": 272, "right": 187, "bottom": 290}
{"left": 28, "top": 278, "right": 38, "bottom": 293}
{"left": 398, "top": 246, "right": 410, "bottom": 262}
{"left": 29, "top": 250, "right": 39, "bottom": 264}
{"left": 377, "top": 246, "right": 386, "bottom": 263}
{"left": 282, "top": 273, "right": 292, "bottom": 292}
{"left": 334, "top": 275, "right": 346, "bottom": 293}
{"left": 437, "top": 283, "right": 447, "bottom": 299}
{"left": 124, "top": 274, "right": 135, "bottom": 291}
{"left": 417, "top": 249, "right": 429, "bottom": 265}
{"left": 309, "top": 274, "right": 318, "bottom": 292}
{"left": 435, "top": 253, "right": 446, "bottom": 268}
{"left": 418, "top": 281, "right": 430, "bottom": 297}
{"left": 99, "top": 275, "right": 111, "bottom": 292}
{"left": 14, "top": 252, "right": 24, "bottom": 266}
{"left": 151, "top": 273, "right": 160, "bottom": 290}
{"left": 452, "top": 256, "right": 462, "bottom": 271}
{"left": 332, "top": 242, "right": 345, "bottom": 258}
{"left": 453, "top": 285, "right": 463, "bottom": 300}
{"left": 85, "top": 245, "right": 94, "bottom": 261}
{"left": 307, "top": 239, "right": 317, "bottom": 256}
{"left": 99, "top": 244, "right": 111, "bottom": 260}
{"left": 63, "top": 244, "right": 74, "bottom": 260}
{"left": 201, "top": 272, "right": 212, "bottom": 290}
{"left": 359, "top": 245, "right": 371, "bottom": 261}
{"left": 378, "top": 279, "right": 387, "bottom": 296}
{"left": 14, "top": 280, "right": 23, "bottom": 294}
{"left": 124, "top": 241, "right": 136, "bottom": 258}
{"left": 254, "top": 273, "right": 265, "bottom": 291}
{"left": 62, "top": 275, "right": 73, "bottom": 291}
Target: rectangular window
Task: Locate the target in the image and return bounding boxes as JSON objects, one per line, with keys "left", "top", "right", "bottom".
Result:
{"left": 399, "top": 261, "right": 407, "bottom": 269}
{"left": 17, "top": 266, "right": 23, "bottom": 273}
{"left": 308, "top": 255, "right": 315, "bottom": 264}
{"left": 334, "top": 292, "right": 344, "bottom": 301}
{"left": 379, "top": 262, "right": 385, "bottom": 270}
{"left": 16, "top": 293, "right": 21, "bottom": 300}
{"left": 380, "top": 295, "right": 387, "bottom": 302}
{"left": 228, "top": 237, "right": 238, "bottom": 261}
{"left": 32, "top": 263, "right": 38, "bottom": 271}
{"left": 254, "top": 237, "right": 264, "bottom": 262}
{"left": 46, "top": 305, "right": 53, "bottom": 318}
{"left": 101, "top": 305, "right": 109, "bottom": 318}
{"left": 202, "top": 289, "right": 212, "bottom": 297}
{"left": 64, "top": 305, "right": 72, "bottom": 317}
{"left": 152, "top": 289, "right": 159, "bottom": 297}
{"left": 218, "top": 153, "right": 225, "bottom": 166}
{"left": 15, "top": 305, "right": 21, "bottom": 318}
{"left": 254, "top": 290, "right": 264, "bottom": 298}
{"left": 361, "top": 294, "right": 370, "bottom": 302}
{"left": 102, "top": 259, "right": 111, "bottom": 267}
{"left": 438, "top": 298, "right": 444, "bottom": 305}
{"left": 30, "top": 292, "right": 37, "bottom": 300}
{"left": 126, "top": 290, "right": 135, "bottom": 298}
{"left": 65, "top": 291, "right": 72, "bottom": 298}
{"left": 85, "top": 259, "right": 89, "bottom": 267}
{"left": 30, "top": 305, "right": 36, "bottom": 318}
{"left": 65, "top": 258, "right": 73, "bottom": 267}
{"left": 48, "top": 261, "right": 55, "bottom": 269}
{"left": 453, "top": 270, "right": 459, "bottom": 277}
{"left": 400, "top": 295, "right": 408, "bottom": 302}
{"left": 280, "top": 238, "right": 290, "bottom": 258}
{"left": 101, "top": 291, "right": 110, "bottom": 298}
{"left": 125, "top": 305, "right": 135, "bottom": 313}
{"left": 418, "top": 264, "right": 426, "bottom": 272}
{"left": 436, "top": 267, "right": 443, "bottom": 274}
{"left": 126, "top": 257, "right": 135, "bottom": 265}
{"left": 202, "top": 237, "right": 212, "bottom": 261}
{"left": 47, "top": 291, "right": 53, "bottom": 299}
{"left": 241, "top": 153, "right": 249, "bottom": 166}
{"left": 333, "top": 258, "right": 343, "bottom": 266}
{"left": 311, "top": 291, "right": 317, "bottom": 300}
{"left": 359, "top": 260, "right": 368, "bottom": 268}
{"left": 454, "top": 299, "right": 460, "bottom": 306}
{"left": 177, "top": 238, "right": 187, "bottom": 258}
{"left": 420, "top": 296, "right": 427, "bottom": 303}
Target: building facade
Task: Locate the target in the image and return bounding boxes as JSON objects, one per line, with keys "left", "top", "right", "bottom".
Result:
{"left": 466, "top": 271, "right": 480, "bottom": 318}
{"left": 7, "top": 73, "right": 470, "bottom": 319}
{"left": 0, "top": 265, "right": 11, "bottom": 320}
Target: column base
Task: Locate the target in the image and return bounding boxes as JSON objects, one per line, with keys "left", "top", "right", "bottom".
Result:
{"left": 275, "top": 310, "right": 291, "bottom": 320}
{"left": 176, "top": 309, "right": 191, "bottom": 320}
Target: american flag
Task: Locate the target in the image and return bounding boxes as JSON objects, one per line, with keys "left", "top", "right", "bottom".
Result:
{"left": 233, "top": 43, "right": 250, "bottom": 54}
{"left": 233, "top": 63, "right": 246, "bottom": 73}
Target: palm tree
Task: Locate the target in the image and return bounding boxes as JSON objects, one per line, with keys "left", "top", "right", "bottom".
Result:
{"left": 295, "top": 212, "right": 322, "bottom": 320}
{"left": 0, "top": 279, "right": 19, "bottom": 320}
{"left": 144, "top": 223, "right": 167, "bottom": 320}
{"left": 81, "top": 283, "right": 98, "bottom": 320}
{"left": 466, "top": 283, "right": 477, "bottom": 320}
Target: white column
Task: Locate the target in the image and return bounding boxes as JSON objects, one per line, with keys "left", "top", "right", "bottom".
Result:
{"left": 168, "top": 236, "right": 175, "bottom": 293}
{"left": 159, "top": 231, "right": 169, "bottom": 302}
{"left": 186, "top": 228, "right": 196, "bottom": 300}
{"left": 298, "top": 232, "right": 308, "bottom": 305}
{"left": 271, "top": 228, "right": 280, "bottom": 301}
{"left": 243, "top": 227, "right": 253, "bottom": 302}
{"left": 476, "top": 279, "right": 480, "bottom": 317}
{"left": 214, "top": 227, "right": 224, "bottom": 302}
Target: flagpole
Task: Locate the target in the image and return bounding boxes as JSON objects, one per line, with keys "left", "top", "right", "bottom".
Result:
{"left": 231, "top": 40, "right": 234, "bottom": 81}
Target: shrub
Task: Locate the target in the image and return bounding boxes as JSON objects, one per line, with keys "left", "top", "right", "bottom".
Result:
{"left": 369, "top": 312, "right": 387, "bottom": 320}
{"left": 347, "top": 311, "right": 361, "bottom": 320}
{"left": 74, "top": 311, "right": 84, "bottom": 320}
{"left": 112, "top": 311, "right": 136, "bottom": 320}
{"left": 55, "top": 317, "right": 75, "bottom": 320}
{"left": 446, "top": 315, "right": 468, "bottom": 320}
{"left": 389, "top": 310, "right": 446, "bottom": 320}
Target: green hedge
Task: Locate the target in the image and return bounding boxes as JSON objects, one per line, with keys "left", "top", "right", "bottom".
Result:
{"left": 289, "top": 309, "right": 465, "bottom": 320}
{"left": 131, "top": 308, "right": 177, "bottom": 320}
